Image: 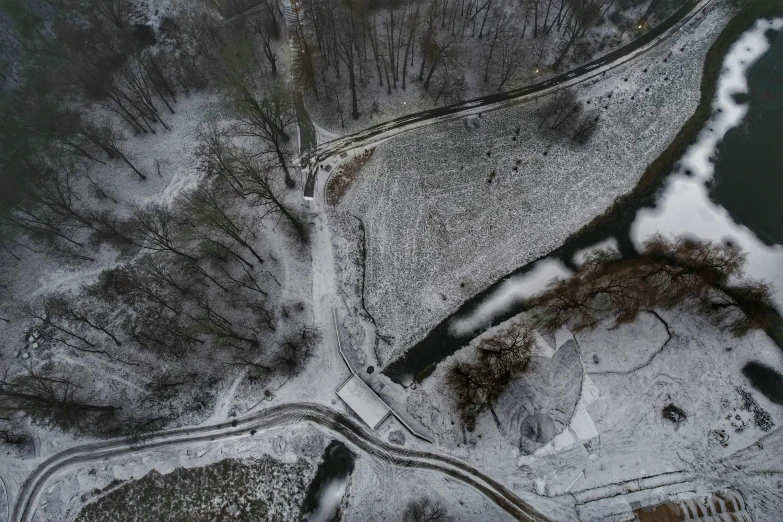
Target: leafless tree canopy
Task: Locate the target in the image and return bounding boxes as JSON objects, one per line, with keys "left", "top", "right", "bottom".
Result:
{"left": 448, "top": 235, "right": 777, "bottom": 429}
{"left": 531, "top": 234, "right": 777, "bottom": 336}
{"left": 447, "top": 320, "right": 534, "bottom": 428}
{"left": 402, "top": 498, "right": 450, "bottom": 522}
{"left": 0, "top": 363, "right": 119, "bottom": 434}
{"left": 536, "top": 88, "right": 599, "bottom": 145}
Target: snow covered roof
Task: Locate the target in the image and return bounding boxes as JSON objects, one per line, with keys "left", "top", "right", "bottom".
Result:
{"left": 336, "top": 375, "right": 392, "bottom": 430}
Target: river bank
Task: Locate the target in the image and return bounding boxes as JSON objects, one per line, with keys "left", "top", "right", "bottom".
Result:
{"left": 384, "top": 0, "right": 783, "bottom": 385}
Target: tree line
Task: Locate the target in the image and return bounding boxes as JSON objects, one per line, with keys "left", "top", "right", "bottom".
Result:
{"left": 1, "top": 132, "right": 314, "bottom": 437}
{"left": 0, "top": 0, "right": 312, "bottom": 442}
{"left": 448, "top": 235, "right": 778, "bottom": 429}
{"left": 288, "top": 0, "right": 668, "bottom": 117}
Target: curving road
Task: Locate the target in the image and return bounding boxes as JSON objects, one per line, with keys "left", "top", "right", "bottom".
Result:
{"left": 303, "top": 0, "right": 714, "bottom": 198}
{"left": 13, "top": 403, "right": 547, "bottom": 522}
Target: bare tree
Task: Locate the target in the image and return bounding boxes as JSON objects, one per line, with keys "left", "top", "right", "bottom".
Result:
{"left": 188, "top": 294, "right": 260, "bottom": 347}
{"left": 530, "top": 235, "right": 777, "bottom": 336}
{"left": 536, "top": 88, "right": 582, "bottom": 136}
{"left": 130, "top": 204, "right": 198, "bottom": 262}
{"left": 231, "top": 80, "right": 297, "bottom": 188}
{"left": 95, "top": 0, "right": 131, "bottom": 28}
{"left": 0, "top": 363, "right": 118, "bottom": 432}
{"left": 552, "top": 0, "right": 601, "bottom": 71}
{"left": 421, "top": 31, "right": 458, "bottom": 91}
{"left": 427, "top": 61, "right": 465, "bottom": 105}
{"left": 401, "top": 1, "right": 422, "bottom": 90}
{"left": 185, "top": 181, "right": 266, "bottom": 265}
{"left": 477, "top": 320, "right": 534, "bottom": 376}
{"left": 107, "top": 56, "right": 169, "bottom": 133}
{"left": 571, "top": 111, "right": 599, "bottom": 144}
{"left": 494, "top": 35, "right": 525, "bottom": 91}
{"left": 482, "top": 9, "right": 509, "bottom": 83}
{"left": 89, "top": 210, "right": 138, "bottom": 250}
{"left": 333, "top": 4, "right": 360, "bottom": 119}
{"left": 79, "top": 119, "right": 147, "bottom": 180}
{"left": 233, "top": 152, "right": 308, "bottom": 241}
{"left": 403, "top": 498, "right": 450, "bottom": 522}
{"left": 196, "top": 125, "right": 245, "bottom": 192}
{"left": 447, "top": 361, "right": 496, "bottom": 430}
{"left": 247, "top": 14, "right": 280, "bottom": 76}
{"left": 36, "top": 294, "right": 124, "bottom": 347}
{"left": 20, "top": 164, "right": 97, "bottom": 232}
{"left": 274, "top": 326, "right": 321, "bottom": 377}
{"left": 447, "top": 320, "right": 533, "bottom": 428}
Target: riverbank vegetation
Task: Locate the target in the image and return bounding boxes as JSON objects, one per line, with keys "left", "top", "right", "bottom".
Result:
{"left": 448, "top": 235, "right": 777, "bottom": 427}
{"left": 447, "top": 320, "right": 534, "bottom": 429}
{"left": 402, "top": 497, "right": 450, "bottom": 521}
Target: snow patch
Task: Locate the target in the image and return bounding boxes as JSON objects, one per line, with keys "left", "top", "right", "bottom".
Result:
{"left": 572, "top": 237, "right": 620, "bottom": 267}
{"left": 450, "top": 259, "right": 571, "bottom": 336}
{"left": 336, "top": 375, "right": 392, "bottom": 430}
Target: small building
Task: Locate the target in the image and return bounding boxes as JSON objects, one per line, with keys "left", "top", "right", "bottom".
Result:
{"left": 336, "top": 375, "right": 392, "bottom": 430}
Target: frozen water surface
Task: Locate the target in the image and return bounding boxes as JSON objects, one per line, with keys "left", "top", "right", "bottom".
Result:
{"left": 633, "top": 18, "right": 783, "bottom": 308}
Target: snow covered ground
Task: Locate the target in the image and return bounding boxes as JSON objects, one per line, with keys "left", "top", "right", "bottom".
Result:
{"left": 0, "top": 2, "right": 327, "bottom": 516}
{"left": 407, "top": 303, "right": 783, "bottom": 521}
{"left": 343, "top": 456, "right": 516, "bottom": 522}
{"left": 27, "top": 416, "right": 550, "bottom": 522}
{"left": 334, "top": 0, "right": 736, "bottom": 366}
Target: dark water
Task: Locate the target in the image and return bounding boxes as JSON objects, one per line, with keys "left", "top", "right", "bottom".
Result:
{"left": 710, "top": 30, "right": 783, "bottom": 245}
{"left": 742, "top": 362, "right": 783, "bottom": 404}
{"left": 385, "top": 25, "right": 783, "bottom": 387}
{"left": 300, "top": 440, "right": 355, "bottom": 522}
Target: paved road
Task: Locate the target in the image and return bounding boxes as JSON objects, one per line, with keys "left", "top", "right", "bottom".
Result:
{"left": 13, "top": 403, "right": 548, "bottom": 522}
{"left": 303, "top": 0, "right": 714, "bottom": 198}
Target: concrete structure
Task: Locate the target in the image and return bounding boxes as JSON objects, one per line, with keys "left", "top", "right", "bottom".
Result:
{"left": 336, "top": 375, "right": 392, "bottom": 430}
{"left": 331, "top": 308, "right": 433, "bottom": 442}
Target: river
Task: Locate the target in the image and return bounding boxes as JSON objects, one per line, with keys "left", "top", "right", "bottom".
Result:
{"left": 385, "top": 18, "right": 783, "bottom": 387}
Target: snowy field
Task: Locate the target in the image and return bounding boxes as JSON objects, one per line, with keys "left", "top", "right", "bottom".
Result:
{"left": 408, "top": 304, "right": 783, "bottom": 521}
{"left": 335, "top": 0, "right": 736, "bottom": 366}
{"left": 343, "top": 456, "right": 516, "bottom": 522}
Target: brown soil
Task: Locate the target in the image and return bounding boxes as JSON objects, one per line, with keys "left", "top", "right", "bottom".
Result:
{"left": 326, "top": 149, "right": 376, "bottom": 206}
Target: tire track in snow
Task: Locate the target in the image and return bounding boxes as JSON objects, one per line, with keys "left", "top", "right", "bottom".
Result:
{"left": 13, "top": 403, "right": 552, "bottom": 522}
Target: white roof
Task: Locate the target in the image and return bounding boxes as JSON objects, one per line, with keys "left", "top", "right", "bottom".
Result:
{"left": 336, "top": 375, "right": 391, "bottom": 430}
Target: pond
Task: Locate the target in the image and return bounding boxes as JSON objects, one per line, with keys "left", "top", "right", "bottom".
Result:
{"left": 384, "top": 18, "right": 783, "bottom": 387}
{"left": 300, "top": 440, "right": 356, "bottom": 522}
{"left": 710, "top": 25, "right": 783, "bottom": 245}
{"left": 742, "top": 362, "right": 783, "bottom": 405}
